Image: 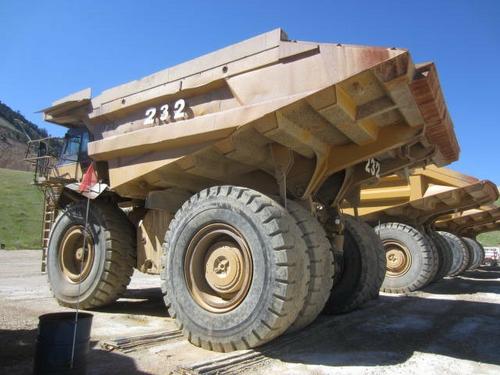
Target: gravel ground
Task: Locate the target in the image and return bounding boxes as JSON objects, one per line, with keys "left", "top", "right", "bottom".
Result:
{"left": 1, "top": 250, "right": 499, "bottom": 374}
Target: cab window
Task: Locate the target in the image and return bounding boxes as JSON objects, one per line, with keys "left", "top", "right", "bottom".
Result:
{"left": 58, "top": 129, "right": 90, "bottom": 166}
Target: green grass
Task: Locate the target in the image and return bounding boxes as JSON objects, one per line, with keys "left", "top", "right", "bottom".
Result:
{"left": 0, "top": 168, "right": 43, "bottom": 249}
{"left": 477, "top": 231, "right": 500, "bottom": 247}
{"left": 477, "top": 198, "right": 500, "bottom": 247}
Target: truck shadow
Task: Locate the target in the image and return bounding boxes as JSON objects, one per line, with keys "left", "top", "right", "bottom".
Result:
{"left": 258, "top": 293, "right": 500, "bottom": 368}
{"left": 421, "top": 266, "right": 500, "bottom": 295}
{"left": 93, "top": 287, "right": 168, "bottom": 318}
{"left": 421, "top": 277, "right": 500, "bottom": 295}
{"left": 0, "top": 328, "right": 152, "bottom": 375}
{"left": 461, "top": 269, "right": 500, "bottom": 279}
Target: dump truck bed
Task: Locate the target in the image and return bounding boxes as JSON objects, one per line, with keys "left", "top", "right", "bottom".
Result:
{"left": 353, "top": 180, "right": 498, "bottom": 225}
{"left": 43, "top": 29, "right": 458, "bottom": 200}
{"left": 342, "top": 166, "right": 498, "bottom": 226}
{"left": 436, "top": 205, "right": 500, "bottom": 235}
{"left": 461, "top": 220, "right": 500, "bottom": 237}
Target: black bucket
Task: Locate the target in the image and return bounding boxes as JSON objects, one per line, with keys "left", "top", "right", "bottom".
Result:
{"left": 33, "top": 312, "right": 93, "bottom": 375}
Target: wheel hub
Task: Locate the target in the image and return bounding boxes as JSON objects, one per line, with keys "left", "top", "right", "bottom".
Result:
{"left": 384, "top": 240, "right": 412, "bottom": 277}
{"left": 205, "top": 242, "right": 245, "bottom": 295}
{"left": 58, "top": 226, "right": 94, "bottom": 283}
{"left": 184, "top": 223, "right": 253, "bottom": 313}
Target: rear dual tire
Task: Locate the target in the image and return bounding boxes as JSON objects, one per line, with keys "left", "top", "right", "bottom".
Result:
{"left": 323, "top": 215, "right": 385, "bottom": 314}
{"left": 437, "top": 231, "right": 470, "bottom": 276}
{"left": 286, "top": 200, "right": 334, "bottom": 332}
{"left": 461, "top": 237, "right": 484, "bottom": 271}
{"left": 429, "top": 231, "right": 453, "bottom": 282}
{"left": 160, "top": 186, "right": 312, "bottom": 351}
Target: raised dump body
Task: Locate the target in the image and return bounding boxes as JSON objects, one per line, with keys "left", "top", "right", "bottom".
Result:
{"left": 42, "top": 29, "right": 458, "bottom": 204}
{"left": 436, "top": 205, "right": 500, "bottom": 236}
{"left": 462, "top": 220, "right": 500, "bottom": 238}
{"left": 34, "top": 29, "right": 461, "bottom": 352}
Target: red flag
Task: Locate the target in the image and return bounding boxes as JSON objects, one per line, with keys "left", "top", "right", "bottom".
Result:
{"left": 79, "top": 164, "right": 98, "bottom": 192}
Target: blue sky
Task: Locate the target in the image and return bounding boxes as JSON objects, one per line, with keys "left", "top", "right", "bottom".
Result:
{"left": 1, "top": 0, "right": 499, "bottom": 183}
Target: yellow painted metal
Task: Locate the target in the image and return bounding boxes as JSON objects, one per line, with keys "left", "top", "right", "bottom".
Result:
{"left": 343, "top": 166, "right": 499, "bottom": 226}
{"left": 41, "top": 29, "right": 458, "bottom": 202}
{"left": 435, "top": 205, "right": 500, "bottom": 236}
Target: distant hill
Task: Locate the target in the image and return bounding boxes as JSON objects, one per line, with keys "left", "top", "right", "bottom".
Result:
{"left": 0, "top": 101, "right": 62, "bottom": 171}
{"left": 0, "top": 168, "right": 43, "bottom": 249}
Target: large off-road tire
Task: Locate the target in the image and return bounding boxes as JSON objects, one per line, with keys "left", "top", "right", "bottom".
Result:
{"left": 473, "top": 239, "right": 486, "bottom": 266}
{"left": 286, "top": 200, "right": 334, "bottom": 332}
{"left": 161, "top": 186, "right": 310, "bottom": 351}
{"left": 375, "top": 223, "right": 438, "bottom": 293}
{"left": 47, "top": 200, "right": 136, "bottom": 309}
{"left": 362, "top": 221, "right": 386, "bottom": 300}
{"left": 323, "top": 215, "right": 385, "bottom": 314}
{"left": 429, "top": 230, "right": 453, "bottom": 282}
{"left": 461, "top": 237, "right": 483, "bottom": 271}
{"left": 438, "top": 231, "right": 470, "bottom": 276}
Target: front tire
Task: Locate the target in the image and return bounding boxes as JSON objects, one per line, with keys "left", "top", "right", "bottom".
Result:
{"left": 47, "top": 200, "right": 136, "bottom": 309}
{"left": 161, "top": 186, "right": 310, "bottom": 351}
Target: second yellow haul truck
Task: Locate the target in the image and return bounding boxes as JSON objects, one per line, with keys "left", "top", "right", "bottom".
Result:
{"left": 30, "top": 29, "right": 459, "bottom": 351}
{"left": 342, "top": 166, "right": 498, "bottom": 293}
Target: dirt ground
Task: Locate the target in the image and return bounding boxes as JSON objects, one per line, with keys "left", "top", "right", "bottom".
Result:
{"left": 1, "top": 250, "right": 499, "bottom": 375}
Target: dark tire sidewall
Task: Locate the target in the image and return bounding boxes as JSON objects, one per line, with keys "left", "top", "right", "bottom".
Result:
{"left": 378, "top": 225, "right": 427, "bottom": 291}
{"left": 47, "top": 202, "right": 106, "bottom": 305}
{"left": 165, "top": 198, "right": 273, "bottom": 337}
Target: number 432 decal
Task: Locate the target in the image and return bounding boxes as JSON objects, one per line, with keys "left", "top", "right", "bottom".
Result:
{"left": 365, "top": 158, "right": 381, "bottom": 178}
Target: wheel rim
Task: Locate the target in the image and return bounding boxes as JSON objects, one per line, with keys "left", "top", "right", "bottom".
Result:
{"left": 184, "top": 223, "right": 253, "bottom": 313}
{"left": 58, "top": 225, "right": 95, "bottom": 283}
{"left": 384, "top": 240, "right": 412, "bottom": 277}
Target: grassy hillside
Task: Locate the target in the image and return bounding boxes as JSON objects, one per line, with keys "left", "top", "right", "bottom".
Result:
{"left": 0, "top": 168, "right": 43, "bottom": 249}
{"left": 477, "top": 231, "right": 500, "bottom": 247}
{"left": 477, "top": 198, "right": 500, "bottom": 247}
{"left": 0, "top": 101, "right": 62, "bottom": 171}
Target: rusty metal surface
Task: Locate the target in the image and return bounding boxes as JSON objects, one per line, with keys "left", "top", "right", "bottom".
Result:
{"left": 410, "top": 63, "right": 459, "bottom": 166}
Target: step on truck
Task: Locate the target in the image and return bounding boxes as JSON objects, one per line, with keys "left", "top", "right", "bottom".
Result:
{"left": 342, "top": 166, "right": 498, "bottom": 293}
{"left": 28, "top": 29, "right": 459, "bottom": 351}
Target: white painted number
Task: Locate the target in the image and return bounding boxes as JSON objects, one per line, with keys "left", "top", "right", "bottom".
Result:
{"left": 365, "top": 158, "right": 381, "bottom": 178}
{"left": 173, "top": 99, "right": 186, "bottom": 120}
{"left": 144, "top": 107, "right": 156, "bottom": 125}
{"left": 143, "top": 98, "right": 188, "bottom": 125}
{"left": 160, "top": 104, "right": 170, "bottom": 122}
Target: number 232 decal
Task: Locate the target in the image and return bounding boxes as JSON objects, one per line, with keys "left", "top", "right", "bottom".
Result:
{"left": 365, "top": 158, "right": 381, "bottom": 178}
{"left": 144, "top": 99, "right": 187, "bottom": 125}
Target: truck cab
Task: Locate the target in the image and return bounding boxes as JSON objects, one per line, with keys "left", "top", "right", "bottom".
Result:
{"left": 53, "top": 127, "right": 91, "bottom": 182}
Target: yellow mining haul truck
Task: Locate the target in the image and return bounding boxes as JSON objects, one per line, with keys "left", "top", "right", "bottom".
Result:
{"left": 29, "top": 29, "right": 459, "bottom": 351}
{"left": 435, "top": 205, "right": 500, "bottom": 269}
{"left": 342, "top": 165, "right": 498, "bottom": 293}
